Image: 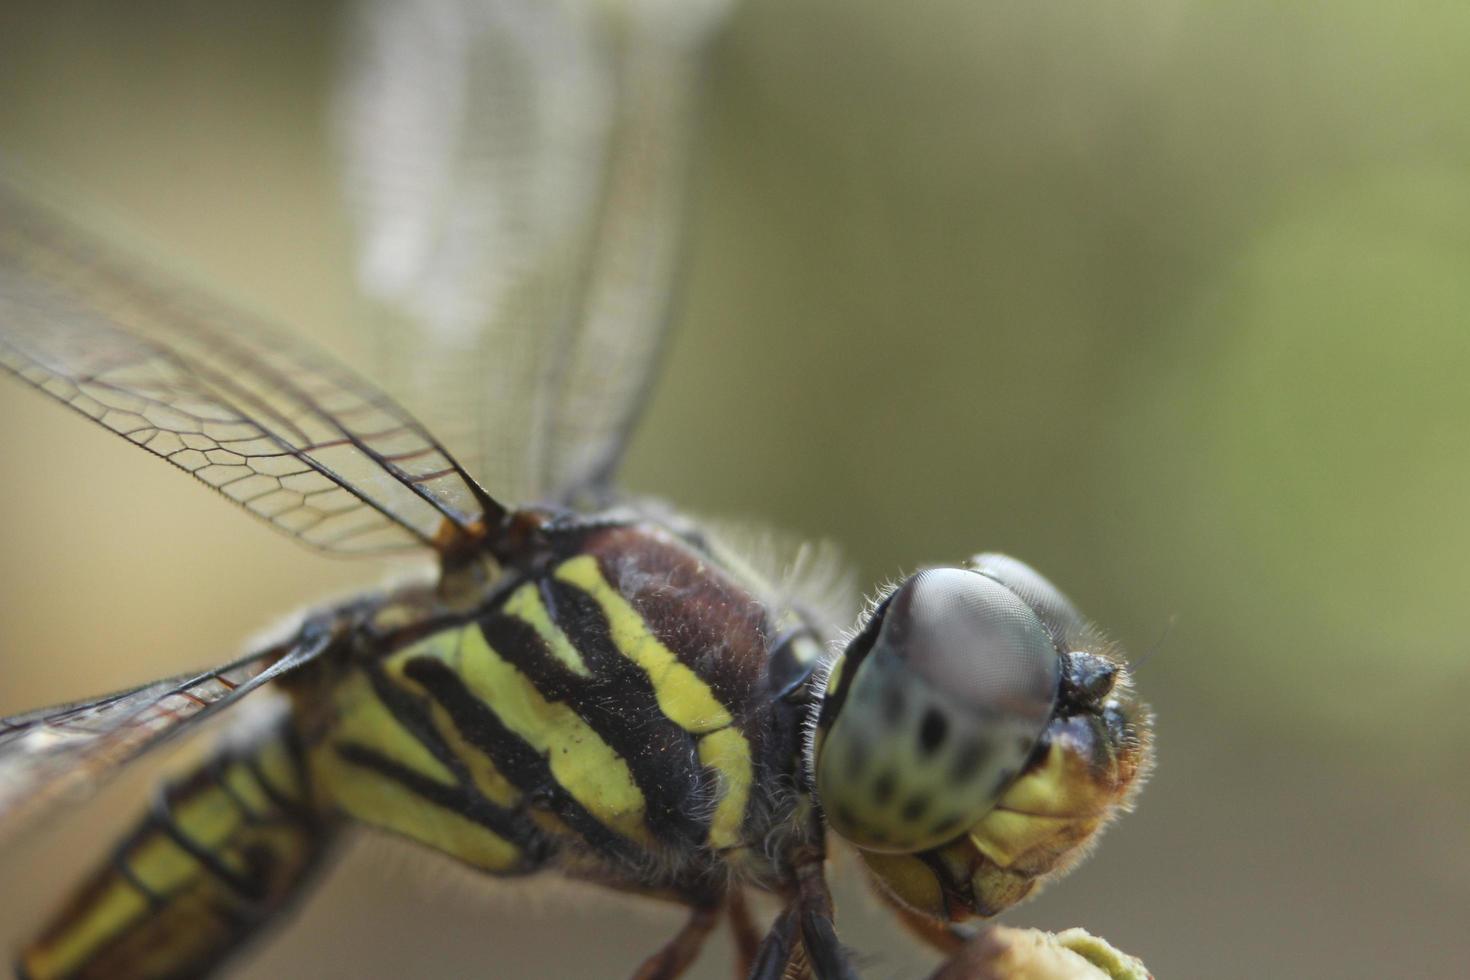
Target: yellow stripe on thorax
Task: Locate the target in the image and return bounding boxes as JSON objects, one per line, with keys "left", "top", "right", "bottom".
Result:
{"left": 696, "top": 727, "right": 753, "bottom": 850}
{"left": 393, "top": 625, "right": 653, "bottom": 847}
{"left": 555, "top": 554, "right": 753, "bottom": 849}
{"left": 325, "top": 671, "right": 457, "bottom": 785}
{"left": 325, "top": 758, "right": 524, "bottom": 872}
{"left": 426, "top": 706, "right": 522, "bottom": 809}
{"left": 311, "top": 666, "right": 525, "bottom": 872}
{"left": 554, "top": 555, "right": 731, "bottom": 732}
{"left": 502, "top": 580, "right": 592, "bottom": 676}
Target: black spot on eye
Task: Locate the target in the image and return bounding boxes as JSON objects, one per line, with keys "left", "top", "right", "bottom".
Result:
{"left": 873, "top": 770, "right": 896, "bottom": 805}
{"left": 846, "top": 737, "right": 870, "bottom": 779}
{"left": 951, "top": 738, "right": 991, "bottom": 781}
{"left": 882, "top": 684, "right": 906, "bottom": 725}
{"left": 901, "top": 795, "right": 930, "bottom": 822}
{"left": 919, "top": 708, "right": 948, "bottom": 755}
{"left": 930, "top": 814, "right": 963, "bottom": 839}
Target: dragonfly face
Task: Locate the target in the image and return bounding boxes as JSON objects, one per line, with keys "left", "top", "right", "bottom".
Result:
{"left": 814, "top": 557, "right": 1152, "bottom": 923}
{"left": 0, "top": 1, "right": 1152, "bottom": 977}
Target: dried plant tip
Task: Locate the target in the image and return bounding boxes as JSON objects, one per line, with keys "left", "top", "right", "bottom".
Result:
{"left": 928, "top": 926, "right": 1151, "bottom": 980}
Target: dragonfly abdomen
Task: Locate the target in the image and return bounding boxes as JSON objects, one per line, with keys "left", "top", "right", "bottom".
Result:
{"left": 18, "top": 721, "right": 335, "bottom": 980}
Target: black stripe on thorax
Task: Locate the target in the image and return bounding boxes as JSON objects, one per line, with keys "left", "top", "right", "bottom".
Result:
{"left": 482, "top": 577, "right": 712, "bottom": 848}
{"left": 400, "top": 655, "right": 648, "bottom": 872}
{"left": 582, "top": 529, "right": 773, "bottom": 720}
{"left": 332, "top": 742, "right": 552, "bottom": 867}
{"left": 363, "top": 660, "right": 478, "bottom": 782}
{"left": 358, "top": 661, "right": 548, "bottom": 858}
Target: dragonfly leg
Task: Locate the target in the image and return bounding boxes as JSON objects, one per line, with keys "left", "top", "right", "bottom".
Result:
{"left": 747, "top": 849, "right": 859, "bottom": 980}
{"left": 629, "top": 902, "right": 722, "bottom": 980}
{"left": 793, "top": 854, "right": 859, "bottom": 980}
{"left": 747, "top": 903, "right": 801, "bottom": 980}
{"left": 727, "top": 889, "right": 763, "bottom": 977}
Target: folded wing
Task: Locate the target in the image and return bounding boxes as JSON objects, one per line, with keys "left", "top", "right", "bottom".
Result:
{"left": 0, "top": 186, "right": 504, "bottom": 557}
{"left": 0, "top": 625, "right": 332, "bottom": 845}
{"left": 336, "top": 0, "right": 733, "bottom": 506}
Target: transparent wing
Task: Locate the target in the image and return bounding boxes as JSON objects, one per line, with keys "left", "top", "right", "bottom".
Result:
{"left": 0, "top": 186, "right": 505, "bottom": 556}
{"left": 336, "top": 0, "right": 732, "bottom": 506}
{"left": 0, "top": 625, "right": 331, "bottom": 845}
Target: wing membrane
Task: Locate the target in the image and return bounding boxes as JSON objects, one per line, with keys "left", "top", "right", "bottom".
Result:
{"left": 337, "top": 0, "right": 732, "bottom": 505}
{"left": 0, "top": 186, "right": 503, "bottom": 555}
{"left": 0, "top": 626, "right": 331, "bottom": 845}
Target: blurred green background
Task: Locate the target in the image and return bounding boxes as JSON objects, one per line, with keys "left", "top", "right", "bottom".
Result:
{"left": 2, "top": 1, "right": 1468, "bottom": 977}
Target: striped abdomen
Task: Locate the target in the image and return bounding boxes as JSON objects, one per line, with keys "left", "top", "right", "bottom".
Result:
{"left": 18, "top": 723, "right": 334, "bottom": 980}
{"left": 311, "top": 523, "right": 797, "bottom": 894}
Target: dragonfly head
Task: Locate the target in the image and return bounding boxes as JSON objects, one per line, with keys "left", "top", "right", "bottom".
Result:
{"left": 811, "top": 554, "right": 1153, "bottom": 921}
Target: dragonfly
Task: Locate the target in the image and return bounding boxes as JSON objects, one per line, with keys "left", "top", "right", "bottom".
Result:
{"left": 0, "top": 1, "right": 1153, "bottom": 978}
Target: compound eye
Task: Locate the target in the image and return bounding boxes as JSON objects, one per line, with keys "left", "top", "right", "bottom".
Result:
{"left": 816, "top": 568, "right": 1061, "bottom": 853}
{"left": 888, "top": 568, "right": 1061, "bottom": 719}
{"left": 967, "top": 553, "right": 1086, "bottom": 650}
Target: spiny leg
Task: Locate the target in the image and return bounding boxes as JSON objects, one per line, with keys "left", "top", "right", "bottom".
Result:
{"left": 630, "top": 903, "right": 722, "bottom": 980}
{"left": 748, "top": 850, "right": 857, "bottom": 980}
{"left": 748, "top": 904, "right": 800, "bottom": 980}
{"left": 784, "top": 943, "right": 815, "bottom": 980}
{"left": 747, "top": 905, "right": 814, "bottom": 980}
